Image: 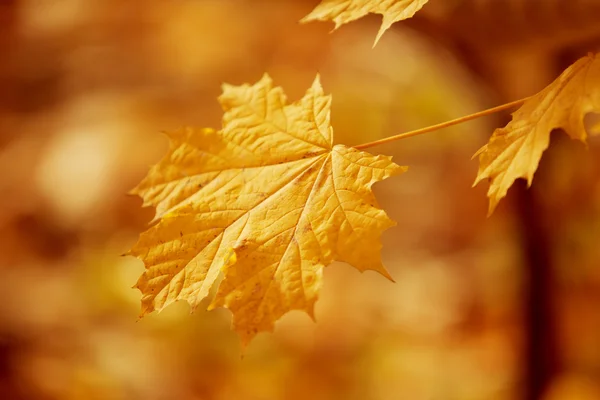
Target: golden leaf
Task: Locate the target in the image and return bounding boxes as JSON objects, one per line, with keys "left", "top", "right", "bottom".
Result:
{"left": 301, "top": 0, "right": 429, "bottom": 45}
{"left": 129, "top": 74, "right": 406, "bottom": 346}
{"left": 474, "top": 53, "right": 600, "bottom": 214}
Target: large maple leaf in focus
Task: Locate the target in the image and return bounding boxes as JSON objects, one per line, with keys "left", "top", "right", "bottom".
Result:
{"left": 301, "top": 0, "right": 429, "bottom": 45}
{"left": 474, "top": 53, "right": 600, "bottom": 214}
{"left": 129, "top": 74, "right": 406, "bottom": 346}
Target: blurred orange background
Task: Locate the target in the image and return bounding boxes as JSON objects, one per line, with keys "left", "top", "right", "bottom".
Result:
{"left": 1, "top": 1, "right": 600, "bottom": 400}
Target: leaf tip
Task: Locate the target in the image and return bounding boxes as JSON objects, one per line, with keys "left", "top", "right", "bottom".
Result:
{"left": 220, "top": 82, "right": 234, "bottom": 95}
{"left": 526, "top": 174, "right": 534, "bottom": 188}
{"left": 372, "top": 30, "right": 385, "bottom": 48}
{"left": 311, "top": 73, "right": 324, "bottom": 93}
{"left": 298, "top": 8, "right": 317, "bottom": 25}
{"left": 137, "top": 309, "right": 149, "bottom": 321}
{"left": 396, "top": 165, "right": 409, "bottom": 175}
{"left": 189, "top": 302, "right": 199, "bottom": 315}
{"left": 472, "top": 144, "right": 487, "bottom": 160}
{"left": 259, "top": 72, "right": 273, "bottom": 84}
{"left": 379, "top": 266, "right": 395, "bottom": 283}
{"left": 305, "top": 303, "right": 317, "bottom": 322}
{"left": 237, "top": 329, "right": 259, "bottom": 352}
{"left": 486, "top": 197, "right": 500, "bottom": 217}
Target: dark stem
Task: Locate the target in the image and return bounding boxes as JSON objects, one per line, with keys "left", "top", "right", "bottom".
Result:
{"left": 514, "top": 180, "right": 558, "bottom": 400}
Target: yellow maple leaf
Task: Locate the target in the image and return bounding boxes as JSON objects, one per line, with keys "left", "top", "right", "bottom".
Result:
{"left": 301, "top": 0, "right": 429, "bottom": 45}
{"left": 129, "top": 74, "right": 406, "bottom": 346}
{"left": 474, "top": 53, "right": 600, "bottom": 214}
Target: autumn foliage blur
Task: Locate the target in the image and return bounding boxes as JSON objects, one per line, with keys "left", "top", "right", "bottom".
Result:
{"left": 1, "top": 1, "right": 600, "bottom": 400}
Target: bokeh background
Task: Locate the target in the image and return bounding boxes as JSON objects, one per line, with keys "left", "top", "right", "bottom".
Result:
{"left": 1, "top": 1, "right": 600, "bottom": 399}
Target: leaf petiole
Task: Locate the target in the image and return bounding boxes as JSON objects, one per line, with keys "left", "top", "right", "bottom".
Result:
{"left": 354, "top": 97, "right": 530, "bottom": 150}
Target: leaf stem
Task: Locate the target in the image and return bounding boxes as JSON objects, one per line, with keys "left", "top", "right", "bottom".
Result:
{"left": 353, "top": 97, "right": 530, "bottom": 150}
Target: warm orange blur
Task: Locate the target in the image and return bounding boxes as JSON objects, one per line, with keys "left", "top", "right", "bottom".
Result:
{"left": 1, "top": 1, "right": 599, "bottom": 400}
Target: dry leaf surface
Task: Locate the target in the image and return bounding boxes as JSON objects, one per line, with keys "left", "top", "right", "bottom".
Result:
{"left": 474, "top": 53, "right": 600, "bottom": 214}
{"left": 301, "top": 0, "right": 429, "bottom": 45}
{"left": 129, "top": 74, "right": 406, "bottom": 345}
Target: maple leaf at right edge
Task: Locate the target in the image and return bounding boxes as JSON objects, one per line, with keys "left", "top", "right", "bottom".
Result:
{"left": 474, "top": 53, "right": 600, "bottom": 215}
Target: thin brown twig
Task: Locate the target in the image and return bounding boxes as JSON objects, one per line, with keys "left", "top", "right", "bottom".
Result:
{"left": 353, "top": 97, "right": 530, "bottom": 150}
